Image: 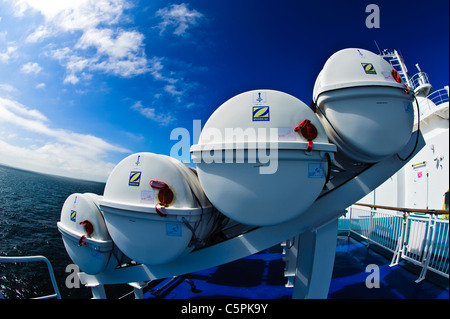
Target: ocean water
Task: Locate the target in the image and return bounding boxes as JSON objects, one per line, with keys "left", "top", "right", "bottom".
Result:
{"left": 0, "top": 164, "right": 106, "bottom": 299}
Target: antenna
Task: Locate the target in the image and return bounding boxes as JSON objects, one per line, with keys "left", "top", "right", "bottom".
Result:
{"left": 374, "top": 40, "right": 381, "bottom": 54}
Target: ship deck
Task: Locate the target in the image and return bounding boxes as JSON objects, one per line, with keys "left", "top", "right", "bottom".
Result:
{"left": 140, "top": 235, "right": 449, "bottom": 299}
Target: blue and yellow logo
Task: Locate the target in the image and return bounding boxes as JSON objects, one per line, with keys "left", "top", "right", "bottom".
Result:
{"left": 70, "top": 210, "right": 76, "bottom": 222}
{"left": 129, "top": 171, "right": 141, "bottom": 186}
{"left": 252, "top": 106, "right": 270, "bottom": 121}
{"left": 361, "top": 63, "right": 376, "bottom": 74}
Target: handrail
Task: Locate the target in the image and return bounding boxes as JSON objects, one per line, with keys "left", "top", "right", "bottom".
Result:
{"left": 341, "top": 205, "right": 449, "bottom": 282}
{"left": 410, "top": 72, "right": 431, "bottom": 90}
{"left": 354, "top": 202, "right": 449, "bottom": 215}
{"left": 427, "top": 88, "right": 449, "bottom": 106}
{"left": 0, "top": 255, "right": 62, "bottom": 299}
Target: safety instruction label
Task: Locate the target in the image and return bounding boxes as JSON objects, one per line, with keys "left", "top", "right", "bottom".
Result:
{"left": 278, "top": 127, "right": 297, "bottom": 141}
{"left": 404, "top": 102, "right": 413, "bottom": 113}
{"left": 90, "top": 249, "right": 101, "bottom": 258}
{"left": 382, "top": 71, "right": 395, "bottom": 82}
{"left": 140, "top": 190, "right": 155, "bottom": 203}
{"left": 308, "top": 163, "right": 324, "bottom": 178}
{"left": 166, "top": 223, "right": 182, "bottom": 237}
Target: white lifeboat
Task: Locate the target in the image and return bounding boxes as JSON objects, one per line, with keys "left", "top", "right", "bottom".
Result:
{"left": 313, "top": 48, "right": 415, "bottom": 163}
{"left": 191, "top": 90, "right": 336, "bottom": 226}
{"left": 99, "top": 152, "right": 218, "bottom": 265}
{"left": 57, "top": 193, "right": 119, "bottom": 275}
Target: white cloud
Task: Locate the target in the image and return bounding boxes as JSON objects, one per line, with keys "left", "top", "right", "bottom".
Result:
{"left": 148, "top": 57, "right": 177, "bottom": 84}
{"left": 0, "top": 97, "right": 129, "bottom": 153}
{"left": 9, "top": 0, "right": 204, "bottom": 110}
{"left": 131, "top": 100, "right": 175, "bottom": 126}
{"left": 94, "top": 56, "right": 148, "bottom": 77}
{"left": 76, "top": 28, "right": 144, "bottom": 59}
{"left": 0, "top": 96, "right": 130, "bottom": 181}
{"left": 21, "top": 61, "right": 42, "bottom": 74}
{"left": 0, "top": 96, "right": 48, "bottom": 122}
{"left": 12, "top": 0, "right": 125, "bottom": 32}
{"left": 35, "top": 82, "right": 45, "bottom": 89}
{"left": 0, "top": 31, "right": 7, "bottom": 41}
{"left": 0, "top": 139, "right": 116, "bottom": 182}
{"left": 0, "top": 83, "right": 18, "bottom": 94}
{"left": 49, "top": 37, "right": 149, "bottom": 81}
{"left": 155, "top": 3, "right": 203, "bottom": 36}
{"left": 63, "top": 74, "right": 79, "bottom": 85}
{"left": 25, "top": 25, "right": 51, "bottom": 43}
{"left": 13, "top": 0, "right": 148, "bottom": 82}
{"left": 7, "top": 0, "right": 204, "bottom": 123}
{"left": 0, "top": 42, "right": 18, "bottom": 63}
{"left": 164, "top": 84, "right": 183, "bottom": 96}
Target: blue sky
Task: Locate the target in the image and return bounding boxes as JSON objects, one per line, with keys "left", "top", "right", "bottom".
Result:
{"left": 0, "top": 0, "right": 448, "bottom": 182}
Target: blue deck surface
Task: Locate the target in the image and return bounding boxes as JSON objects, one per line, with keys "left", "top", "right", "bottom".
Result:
{"left": 144, "top": 236, "right": 449, "bottom": 299}
{"left": 329, "top": 236, "right": 448, "bottom": 299}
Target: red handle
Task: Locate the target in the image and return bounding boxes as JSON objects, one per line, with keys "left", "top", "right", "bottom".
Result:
{"left": 150, "top": 180, "right": 174, "bottom": 217}
{"left": 78, "top": 235, "right": 87, "bottom": 246}
{"left": 294, "top": 119, "right": 317, "bottom": 152}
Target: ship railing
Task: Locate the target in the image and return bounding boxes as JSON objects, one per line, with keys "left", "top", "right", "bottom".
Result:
{"left": 0, "top": 255, "right": 61, "bottom": 299}
{"left": 410, "top": 72, "right": 431, "bottom": 91}
{"left": 414, "top": 87, "right": 449, "bottom": 121}
{"left": 427, "top": 87, "right": 450, "bottom": 106}
{"left": 339, "top": 203, "right": 449, "bottom": 283}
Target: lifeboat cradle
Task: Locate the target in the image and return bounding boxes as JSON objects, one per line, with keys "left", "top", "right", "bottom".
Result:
{"left": 78, "top": 131, "right": 424, "bottom": 299}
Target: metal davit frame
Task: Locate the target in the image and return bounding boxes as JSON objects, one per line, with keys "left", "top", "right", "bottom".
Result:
{"left": 79, "top": 131, "right": 425, "bottom": 299}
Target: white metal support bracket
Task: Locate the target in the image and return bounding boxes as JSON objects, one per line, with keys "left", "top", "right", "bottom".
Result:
{"left": 292, "top": 217, "right": 339, "bottom": 299}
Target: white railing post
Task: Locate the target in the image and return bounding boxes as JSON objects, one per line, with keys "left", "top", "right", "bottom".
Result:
{"left": 390, "top": 211, "right": 408, "bottom": 267}
{"left": 348, "top": 206, "right": 353, "bottom": 236}
{"left": 416, "top": 215, "right": 437, "bottom": 283}
{"left": 367, "top": 208, "right": 374, "bottom": 248}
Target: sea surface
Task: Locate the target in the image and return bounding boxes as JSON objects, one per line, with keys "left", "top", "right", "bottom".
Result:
{"left": 0, "top": 164, "right": 115, "bottom": 299}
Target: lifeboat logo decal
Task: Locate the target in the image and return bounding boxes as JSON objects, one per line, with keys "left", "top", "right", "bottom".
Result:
{"left": 252, "top": 106, "right": 270, "bottom": 121}
{"left": 129, "top": 171, "right": 142, "bottom": 186}
{"left": 70, "top": 210, "right": 76, "bottom": 222}
{"left": 362, "top": 63, "right": 377, "bottom": 74}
